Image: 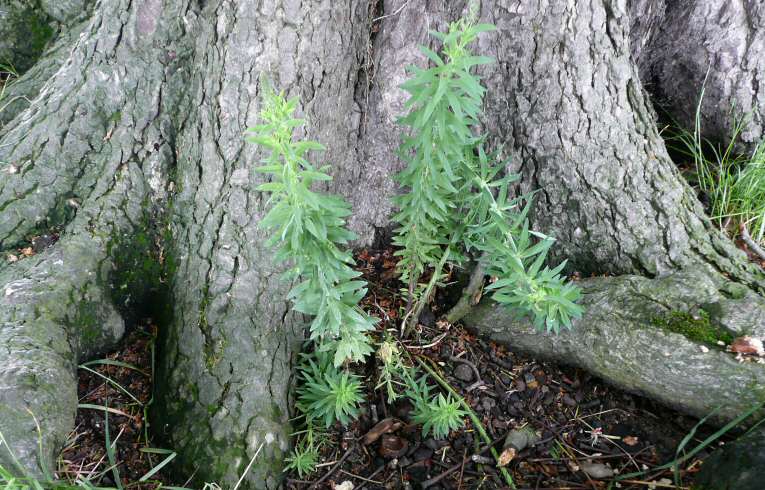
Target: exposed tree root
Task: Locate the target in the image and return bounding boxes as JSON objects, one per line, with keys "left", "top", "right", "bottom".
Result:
{"left": 464, "top": 266, "right": 765, "bottom": 426}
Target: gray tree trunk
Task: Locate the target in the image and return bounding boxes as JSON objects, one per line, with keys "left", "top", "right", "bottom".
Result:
{"left": 629, "top": 0, "right": 765, "bottom": 151}
{"left": 1, "top": 0, "right": 764, "bottom": 488}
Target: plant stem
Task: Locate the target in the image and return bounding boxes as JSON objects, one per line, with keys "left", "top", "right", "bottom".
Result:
{"left": 741, "top": 223, "right": 765, "bottom": 261}
{"left": 416, "top": 356, "right": 516, "bottom": 489}
{"left": 446, "top": 253, "right": 487, "bottom": 324}
{"left": 405, "top": 248, "right": 451, "bottom": 337}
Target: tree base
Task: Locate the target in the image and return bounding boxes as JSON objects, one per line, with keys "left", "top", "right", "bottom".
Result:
{"left": 464, "top": 266, "right": 765, "bottom": 426}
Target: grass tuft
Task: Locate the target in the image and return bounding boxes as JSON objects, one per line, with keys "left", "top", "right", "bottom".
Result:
{"left": 669, "top": 83, "right": 765, "bottom": 246}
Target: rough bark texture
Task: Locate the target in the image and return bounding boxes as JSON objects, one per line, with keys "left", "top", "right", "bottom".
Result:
{"left": 630, "top": 0, "right": 765, "bottom": 151}
{"left": 363, "top": 0, "right": 764, "bottom": 285}
{"left": 478, "top": 0, "right": 764, "bottom": 282}
{"left": 0, "top": 0, "right": 184, "bottom": 475}
{"left": 1, "top": 0, "right": 765, "bottom": 487}
{"left": 153, "top": 1, "right": 376, "bottom": 487}
{"left": 464, "top": 267, "right": 765, "bottom": 426}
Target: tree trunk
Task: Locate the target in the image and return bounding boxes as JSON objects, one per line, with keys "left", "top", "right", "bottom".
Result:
{"left": 630, "top": 0, "right": 765, "bottom": 151}
{"left": 153, "top": 1, "right": 378, "bottom": 487}
{"left": 1, "top": 0, "right": 764, "bottom": 487}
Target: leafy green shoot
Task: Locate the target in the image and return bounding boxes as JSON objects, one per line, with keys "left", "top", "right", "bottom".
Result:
{"left": 283, "top": 425, "right": 324, "bottom": 479}
{"left": 392, "top": 16, "right": 582, "bottom": 332}
{"left": 247, "top": 86, "right": 377, "bottom": 365}
{"left": 295, "top": 352, "right": 364, "bottom": 428}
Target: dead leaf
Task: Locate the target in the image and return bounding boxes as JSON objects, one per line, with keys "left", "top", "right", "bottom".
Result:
{"left": 731, "top": 336, "right": 765, "bottom": 356}
{"left": 497, "top": 447, "right": 516, "bottom": 467}
{"left": 622, "top": 436, "right": 639, "bottom": 446}
{"left": 363, "top": 418, "right": 403, "bottom": 445}
{"left": 21, "top": 247, "right": 33, "bottom": 257}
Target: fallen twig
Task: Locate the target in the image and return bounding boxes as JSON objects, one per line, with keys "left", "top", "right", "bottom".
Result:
{"left": 741, "top": 223, "right": 765, "bottom": 261}
{"left": 308, "top": 446, "right": 354, "bottom": 489}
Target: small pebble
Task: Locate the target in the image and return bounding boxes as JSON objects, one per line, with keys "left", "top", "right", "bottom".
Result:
{"left": 481, "top": 397, "right": 496, "bottom": 411}
{"left": 453, "top": 364, "right": 474, "bottom": 382}
{"left": 580, "top": 461, "right": 615, "bottom": 479}
{"left": 504, "top": 426, "right": 540, "bottom": 451}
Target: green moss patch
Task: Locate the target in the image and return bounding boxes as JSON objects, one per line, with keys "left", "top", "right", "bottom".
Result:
{"left": 651, "top": 309, "right": 734, "bottom": 346}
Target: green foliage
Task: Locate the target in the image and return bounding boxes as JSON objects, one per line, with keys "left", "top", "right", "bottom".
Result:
{"left": 284, "top": 444, "right": 318, "bottom": 480}
{"left": 405, "top": 373, "right": 467, "bottom": 439}
{"left": 296, "top": 352, "right": 364, "bottom": 428}
{"left": 375, "top": 338, "right": 406, "bottom": 403}
{"left": 671, "top": 84, "right": 765, "bottom": 245}
{"left": 246, "top": 87, "right": 376, "bottom": 365}
{"left": 283, "top": 425, "right": 323, "bottom": 479}
{"left": 392, "top": 16, "right": 582, "bottom": 332}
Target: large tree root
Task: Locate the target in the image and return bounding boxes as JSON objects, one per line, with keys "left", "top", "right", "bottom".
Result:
{"left": 0, "top": 235, "right": 124, "bottom": 475}
{"left": 0, "top": 0, "right": 179, "bottom": 474}
{"left": 462, "top": 266, "right": 765, "bottom": 426}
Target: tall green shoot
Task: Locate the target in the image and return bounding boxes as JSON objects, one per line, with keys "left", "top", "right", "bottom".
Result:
{"left": 393, "top": 16, "right": 583, "bottom": 332}
{"left": 246, "top": 87, "right": 376, "bottom": 366}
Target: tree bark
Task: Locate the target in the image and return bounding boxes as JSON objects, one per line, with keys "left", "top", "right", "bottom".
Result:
{"left": 1, "top": 0, "right": 764, "bottom": 487}
{"left": 464, "top": 266, "right": 765, "bottom": 426}
{"left": 0, "top": 0, "right": 185, "bottom": 476}
{"left": 153, "top": 1, "right": 378, "bottom": 487}
{"left": 629, "top": 0, "right": 765, "bottom": 151}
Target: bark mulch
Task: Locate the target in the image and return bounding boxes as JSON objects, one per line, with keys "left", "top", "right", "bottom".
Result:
{"left": 57, "top": 321, "right": 174, "bottom": 489}
{"left": 284, "top": 248, "right": 726, "bottom": 490}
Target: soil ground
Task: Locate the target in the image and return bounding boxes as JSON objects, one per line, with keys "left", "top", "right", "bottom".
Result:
{"left": 52, "top": 247, "right": 738, "bottom": 490}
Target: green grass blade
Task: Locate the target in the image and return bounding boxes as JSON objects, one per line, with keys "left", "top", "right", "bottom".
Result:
{"left": 138, "top": 452, "right": 176, "bottom": 482}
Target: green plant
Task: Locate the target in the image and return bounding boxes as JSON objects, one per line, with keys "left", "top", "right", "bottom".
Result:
{"left": 375, "top": 338, "right": 407, "bottom": 403}
{"left": 284, "top": 443, "right": 318, "bottom": 480}
{"left": 283, "top": 426, "right": 323, "bottom": 479}
{"left": 247, "top": 86, "right": 376, "bottom": 366}
{"left": 376, "top": 338, "right": 469, "bottom": 440}
{"left": 671, "top": 83, "right": 765, "bottom": 245}
{"left": 392, "top": 15, "right": 582, "bottom": 333}
{"left": 407, "top": 384, "right": 467, "bottom": 439}
{"left": 296, "top": 352, "right": 364, "bottom": 428}
{"left": 416, "top": 357, "right": 515, "bottom": 488}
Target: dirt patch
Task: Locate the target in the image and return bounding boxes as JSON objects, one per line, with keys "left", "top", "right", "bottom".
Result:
{"left": 284, "top": 248, "right": 727, "bottom": 489}
{"left": 57, "top": 321, "right": 177, "bottom": 489}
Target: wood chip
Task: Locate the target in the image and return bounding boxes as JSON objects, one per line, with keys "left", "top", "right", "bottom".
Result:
{"left": 731, "top": 336, "right": 765, "bottom": 356}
